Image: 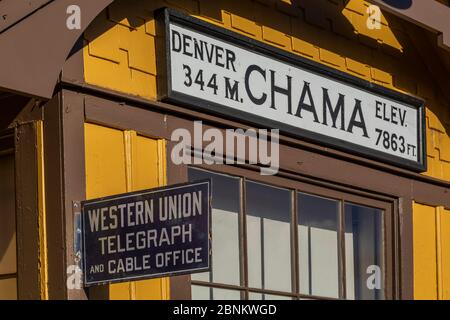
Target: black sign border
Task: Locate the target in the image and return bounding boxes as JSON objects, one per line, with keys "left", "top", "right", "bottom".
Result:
{"left": 81, "top": 180, "right": 212, "bottom": 287}
{"left": 155, "top": 7, "right": 427, "bottom": 172}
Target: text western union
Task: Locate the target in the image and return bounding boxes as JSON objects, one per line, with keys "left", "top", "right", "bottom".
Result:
{"left": 87, "top": 191, "right": 203, "bottom": 232}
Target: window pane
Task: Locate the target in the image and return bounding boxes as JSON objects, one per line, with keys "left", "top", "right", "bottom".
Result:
{"left": 246, "top": 181, "right": 292, "bottom": 292}
{"left": 188, "top": 168, "right": 241, "bottom": 286}
{"left": 191, "top": 285, "right": 211, "bottom": 300}
{"left": 345, "top": 203, "right": 384, "bottom": 300}
{"left": 212, "top": 288, "right": 242, "bottom": 300}
{"left": 248, "top": 292, "right": 263, "bottom": 300}
{"left": 298, "top": 193, "right": 339, "bottom": 298}
{"left": 263, "top": 294, "right": 293, "bottom": 300}
{"left": 191, "top": 286, "right": 241, "bottom": 300}
{"left": 248, "top": 292, "right": 293, "bottom": 300}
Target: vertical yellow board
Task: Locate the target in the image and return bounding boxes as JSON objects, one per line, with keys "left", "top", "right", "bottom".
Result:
{"left": 36, "top": 121, "right": 49, "bottom": 300}
{"left": 85, "top": 123, "right": 128, "bottom": 199}
{"left": 84, "top": 123, "right": 169, "bottom": 300}
{"left": 440, "top": 209, "right": 450, "bottom": 300}
{"left": 413, "top": 202, "right": 437, "bottom": 300}
{"left": 130, "top": 134, "right": 169, "bottom": 300}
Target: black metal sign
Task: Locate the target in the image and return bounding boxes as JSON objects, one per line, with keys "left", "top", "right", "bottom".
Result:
{"left": 156, "top": 8, "right": 426, "bottom": 172}
{"left": 81, "top": 180, "right": 211, "bottom": 286}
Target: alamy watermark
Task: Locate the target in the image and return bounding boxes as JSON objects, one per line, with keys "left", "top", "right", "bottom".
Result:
{"left": 66, "top": 5, "right": 81, "bottom": 30}
{"left": 171, "top": 121, "right": 280, "bottom": 175}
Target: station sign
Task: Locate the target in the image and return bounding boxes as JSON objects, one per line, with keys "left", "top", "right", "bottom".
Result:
{"left": 81, "top": 180, "right": 211, "bottom": 286}
{"left": 156, "top": 8, "right": 426, "bottom": 172}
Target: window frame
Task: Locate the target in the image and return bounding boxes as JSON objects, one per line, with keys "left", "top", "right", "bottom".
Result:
{"left": 188, "top": 164, "right": 396, "bottom": 300}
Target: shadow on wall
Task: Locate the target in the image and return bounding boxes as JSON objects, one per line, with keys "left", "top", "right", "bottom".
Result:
{"left": 71, "top": 0, "right": 450, "bottom": 173}
{"left": 0, "top": 95, "right": 32, "bottom": 131}
{"left": 0, "top": 154, "right": 16, "bottom": 276}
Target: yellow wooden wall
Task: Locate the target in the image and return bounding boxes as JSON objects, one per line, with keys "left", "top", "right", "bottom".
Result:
{"left": 82, "top": 0, "right": 450, "bottom": 299}
{"left": 413, "top": 203, "right": 450, "bottom": 300}
{"left": 84, "top": 123, "right": 169, "bottom": 300}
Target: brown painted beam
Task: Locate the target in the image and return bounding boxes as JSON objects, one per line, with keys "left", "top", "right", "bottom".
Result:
{"left": 402, "top": 23, "right": 450, "bottom": 106}
{"left": 0, "top": 0, "right": 53, "bottom": 33}
{"left": 42, "top": 94, "right": 67, "bottom": 299}
{"left": 0, "top": 0, "right": 113, "bottom": 99}
{"left": 43, "top": 90, "right": 87, "bottom": 300}
{"left": 369, "top": 0, "right": 450, "bottom": 51}
{"left": 15, "top": 122, "right": 41, "bottom": 300}
{"left": 60, "top": 89, "right": 87, "bottom": 300}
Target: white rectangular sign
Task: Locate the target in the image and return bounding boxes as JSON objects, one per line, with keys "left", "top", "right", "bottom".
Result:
{"left": 158, "top": 9, "right": 426, "bottom": 171}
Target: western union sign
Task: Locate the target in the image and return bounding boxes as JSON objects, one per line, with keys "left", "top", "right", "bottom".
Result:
{"left": 81, "top": 180, "right": 211, "bottom": 286}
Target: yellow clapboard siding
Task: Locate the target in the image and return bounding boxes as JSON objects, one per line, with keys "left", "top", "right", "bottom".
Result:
{"left": 413, "top": 202, "right": 437, "bottom": 300}
{"left": 132, "top": 134, "right": 160, "bottom": 190}
{"left": 84, "top": 124, "right": 168, "bottom": 300}
{"left": 85, "top": 123, "right": 127, "bottom": 199}
{"left": 131, "top": 134, "right": 169, "bottom": 300}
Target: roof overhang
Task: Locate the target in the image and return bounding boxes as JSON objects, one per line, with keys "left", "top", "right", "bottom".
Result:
{"left": 0, "top": 0, "right": 113, "bottom": 99}
{"left": 369, "top": 0, "right": 450, "bottom": 51}
{"left": 1, "top": 0, "right": 450, "bottom": 100}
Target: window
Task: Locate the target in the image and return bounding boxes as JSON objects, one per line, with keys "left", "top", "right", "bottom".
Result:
{"left": 188, "top": 167, "right": 391, "bottom": 300}
{"left": 246, "top": 181, "right": 292, "bottom": 297}
{"left": 298, "top": 193, "right": 339, "bottom": 298}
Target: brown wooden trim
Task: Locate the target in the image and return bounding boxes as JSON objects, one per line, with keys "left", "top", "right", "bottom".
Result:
{"left": 0, "top": 273, "right": 17, "bottom": 281}
{"left": 399, "top": 198, "right": 414, "bottom": 300}
{"left": 392, "top": 200, "right": 401, "bottom": 299}
{"left": 167, "top": 140, "right": 191, "bottom": 300}
{"left": 0, "top": 0, "right": 53, "bottom": 34}
{"left": 240, "top": 177, "right": 247, "bottom": 299}
{"left": 43, "top": 93, "right": 67, "bottom": 299}
{"left": 194, "top": 163, "right": 396, "bottom": 205}
{"left": 291, "top": 189, "right": 299, "bottom": 297}
{"left": 338, "top": 200, "right": 346, "bottom": 299}
{"left": 80, "top": 89, "right": 450, "bottom": 208}
{"left": 382, "top": 202, "right": 395, "bottom": 299}
{"left": 190, "top": 280, "right": 337, "bottom": 300}
{"left": 15, "top": 122, "right": 41, "bottom": 299}
{"left": 64, "top": 80, "right": 450, "bottom": 192}
{"left": 0, "top": 0, "right": 114, "bottom": 98}
{"left": 43, "top": 91, "right": 87, "bottom": 300}
{"left": 61, "top": 89, "right": 87, "bottom": 299}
